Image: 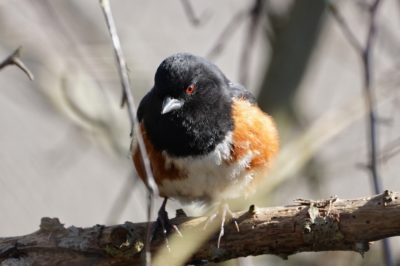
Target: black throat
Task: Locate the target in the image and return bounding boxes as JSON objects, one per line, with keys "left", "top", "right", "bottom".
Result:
{"left": 139, "top": 53, "right": 236, "bottom": 157}
{"left": 143, "top": 97, "right": 233, "bottom": 157}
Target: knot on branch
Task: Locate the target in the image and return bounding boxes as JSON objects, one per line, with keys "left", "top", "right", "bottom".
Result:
{"left": 104, "top": 222, "right": 145, "bottom": 258}
{"left": 296, "top": 196, "right": 370, "bottom": 255}
{"left": 303, "top": 203, "right": 344, "bottom": 245}
{"left": 39, "top": 217, "right": 65, "bottom": 233}
{"left": 382, "top": 190, "right": 394, "bottom": 206}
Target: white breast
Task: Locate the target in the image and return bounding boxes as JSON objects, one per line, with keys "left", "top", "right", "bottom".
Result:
{"left": 158, "top": 131, "right": 255, "bottom": 204}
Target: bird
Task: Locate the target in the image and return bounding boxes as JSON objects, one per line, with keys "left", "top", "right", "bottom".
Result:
{"left": 132, "top": 53, "right": 279, "bottom": 246}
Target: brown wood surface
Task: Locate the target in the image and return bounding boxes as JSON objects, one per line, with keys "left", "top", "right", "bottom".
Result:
{"left": 1, "top": 191, "right": 399, "bottom": 265}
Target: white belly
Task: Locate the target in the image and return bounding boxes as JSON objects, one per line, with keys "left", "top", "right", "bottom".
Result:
{"left": 158, "top": 132, "right": 256, "bottom": 203}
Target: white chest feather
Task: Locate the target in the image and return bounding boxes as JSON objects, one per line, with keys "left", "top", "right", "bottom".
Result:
{"left": 158, "top": 131, "right": 255, "bottom": 203}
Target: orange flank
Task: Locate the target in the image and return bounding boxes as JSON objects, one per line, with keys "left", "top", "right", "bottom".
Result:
{"left": 133, "top": 124, "right": 185, "bottom": 189}
{"left": 133, "top": 99, "right": 279, "bottom": 198}
{"left": 230, "top": 98, "right": 279, "bottom": 170}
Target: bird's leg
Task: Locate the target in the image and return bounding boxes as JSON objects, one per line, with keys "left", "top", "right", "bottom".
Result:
{"left": 203, "top": 202, "right": 240, "bottom": 248}
{"left": 157, "top": 197, "right": 170, "bottom": 236}
{"left": 217, "top": 204, "right": 227, "bottom": 248}
{"left": 152, "top": 197, "right": 182, "bottom": 249}
{"left": 225, "top": 204, "right": 240, "bottom": 233}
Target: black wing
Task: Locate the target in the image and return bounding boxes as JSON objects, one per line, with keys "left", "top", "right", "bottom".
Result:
{"left": 228, "top": 82, "right": 256, "bottom": 104}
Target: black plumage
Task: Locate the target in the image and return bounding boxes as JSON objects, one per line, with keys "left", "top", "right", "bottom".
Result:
{"left": 137, "top": 53, "right": 254, "bottom": 157}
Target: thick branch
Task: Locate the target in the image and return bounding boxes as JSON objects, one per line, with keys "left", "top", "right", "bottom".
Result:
{"left": 1, "top": 191, "right": 399, "bottom": 265}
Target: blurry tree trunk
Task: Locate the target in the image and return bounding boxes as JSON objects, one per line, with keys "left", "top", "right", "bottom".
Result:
{"left": 257, "top": 0, "right": 327, "bottom": 192}
{"left": 258, "top": 0, "right": 326, "bottom": 117}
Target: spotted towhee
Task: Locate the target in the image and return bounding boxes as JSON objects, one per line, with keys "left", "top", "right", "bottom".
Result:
{"left": 132, "top": 53, "right": 279, "bottom": 245}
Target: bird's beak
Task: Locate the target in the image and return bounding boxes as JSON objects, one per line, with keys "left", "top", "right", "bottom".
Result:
{"left": 161, "top": 97, "right": 184, "bottom": 115}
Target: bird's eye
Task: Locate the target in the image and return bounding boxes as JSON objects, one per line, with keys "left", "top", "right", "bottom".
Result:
{"left": 185, "top": 84, "right": 196, "bottom": 95}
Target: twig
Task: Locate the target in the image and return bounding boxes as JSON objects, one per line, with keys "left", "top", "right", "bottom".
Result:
{"left": 363, "top": 3, "right": 394, "bottom": 264}
{"left": 207, "top": 0, "right": 267, "bottom": 63}
{"left": 98, "top": 1, "right": 159, "bottom": 265}
{"left": 180, "top": 0, "right": 210, "bottom": 26}
{"left": 98, "top": 0, "right": 157, "bottom": 192}
{"left": 239, "top": 0, "right": 264, "bottom": 86}
{"left": 0, "top": 47, "right": 34, "bottom": 80}
{"left": 328, "top": 3, "right": 363, "bottom": 53}
{"left": 379, "top": 136, "right": 400, "bottom": 163}
{"left": 329, "top": 1, "right": 394, "bottom": 266}
{"left": 206, "top": 10, "right": 248, "bottom": 59}
{"left": 105, "top": 172, "right": 139, "bottom": 224}
{"left": 356, "top": 136, "right": 400, "bottom": 169}
{"left": 363, "top": 0, "right": 382, "bottom": 192}
{"left": 1, "top": 192, "right": 400, "bottom": 265}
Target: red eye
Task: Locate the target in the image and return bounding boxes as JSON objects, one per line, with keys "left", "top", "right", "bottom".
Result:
{"left": 185, "top": 84, "right": 196, "bottom": 95}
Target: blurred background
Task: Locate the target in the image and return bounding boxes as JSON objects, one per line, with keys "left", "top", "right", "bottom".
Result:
{"left": 1, "top": 0, "right": 399, "bottom": 265}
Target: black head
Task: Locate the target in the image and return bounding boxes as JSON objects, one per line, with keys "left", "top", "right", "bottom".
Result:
{"left": 138, "top": 53, "right": 234, "bottom": 157}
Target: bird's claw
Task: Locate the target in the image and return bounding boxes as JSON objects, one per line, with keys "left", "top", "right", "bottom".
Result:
{"left": 203, "top": 203, "right": 239, "bottom": 248}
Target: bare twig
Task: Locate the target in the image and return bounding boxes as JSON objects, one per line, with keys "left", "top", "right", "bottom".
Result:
{"left": 206, "top": 9, "right": 248, "bottom": 59}
{"left": 328, "top": 3, "right": 363, "bottom": 53}
{"left": 98, "top": 0, "right": 157, "bottom": 192}
{"left": 363, "top": 0, "right": 382, "bottom": 192}
{"left": 0, "top": 47, "right": 34, "bottom": 80}
{"left": 379, "top": 136, "right": 400, "bottom": 164}
{"left": 99, "top": 1, "right": 159, "bottom": 265}
{"left": 105, "top": 172, "right": 139, "bottom": 224}
{"left": 356, "top": 136, "right": 400, "bottom": 170}
{"left": 207, "top": 0, "right": 268, "bottom": 84}
{"left": 1, "top": 192, "right": 400, "bottom": 265}
{"left": 180, "top": 0, "right": 210, "bottom": 26}
{"left": 360, "top": 2, "right": 395, "bottom": 263}
{"left": 207, "top": 0, "right": 268, "bottom": 63}
{"left": 329, "top": 1, "right": 394, "bottom": 265}
{"left": 239, "top": 0, "right": 264, "bottom": 86}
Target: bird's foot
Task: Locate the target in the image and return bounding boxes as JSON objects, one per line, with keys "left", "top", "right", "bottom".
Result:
{"left": 203, "top": 203, "right": 239, "bottom": 248}
{"left": 152, "top": 198, "right": 182, "bottom": 251}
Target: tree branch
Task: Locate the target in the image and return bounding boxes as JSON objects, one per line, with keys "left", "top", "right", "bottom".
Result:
{"left": 1, "top": 191, "right": 399, "bottom": 265}
{"left": 238, "top": 0, "right": 264, "bottom": 86}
